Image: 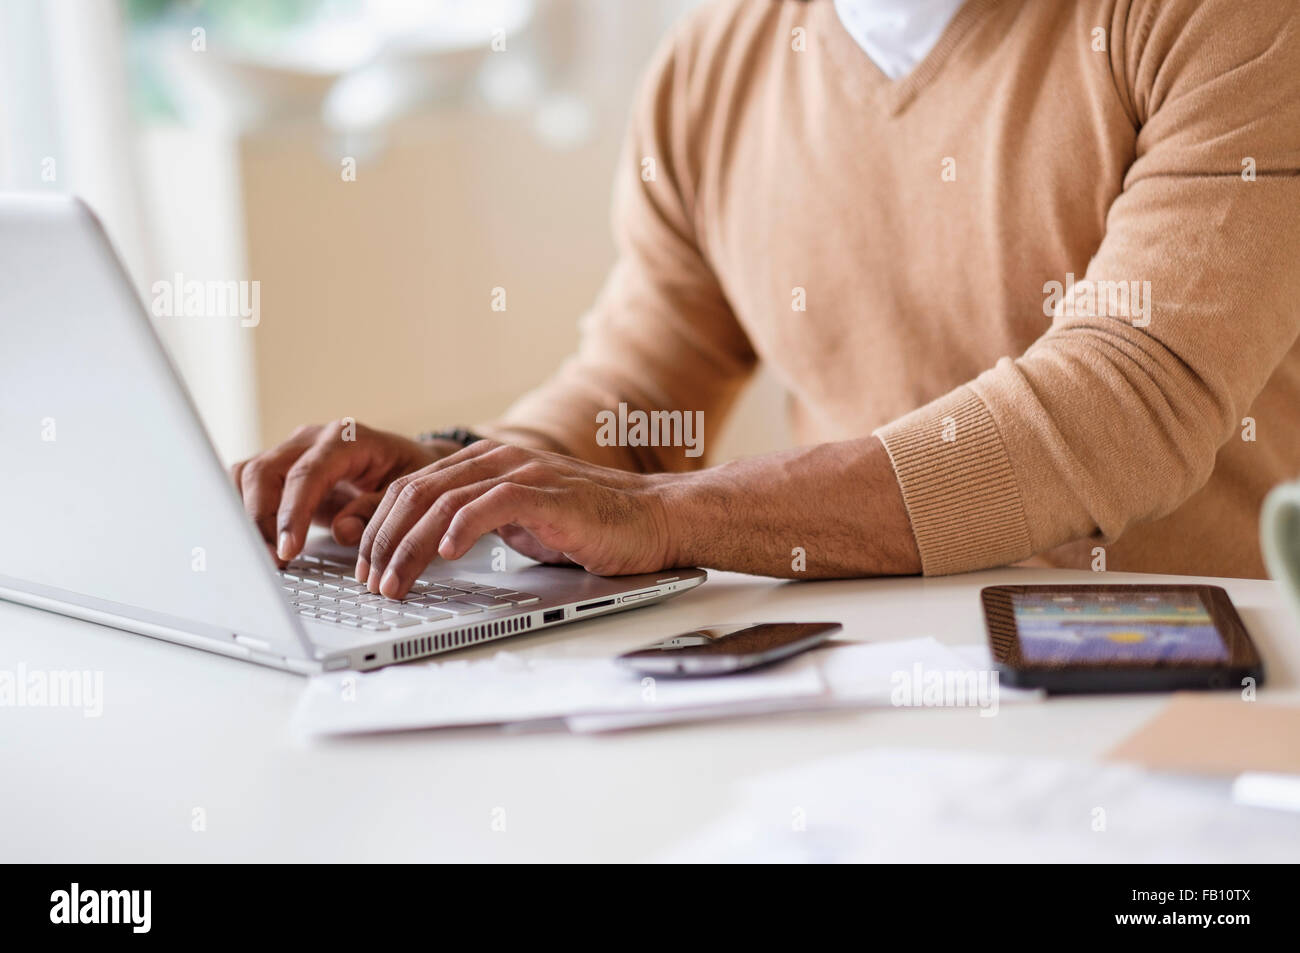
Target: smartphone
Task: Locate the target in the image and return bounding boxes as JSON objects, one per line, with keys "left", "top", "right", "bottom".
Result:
{"left": 614, "top": 622, "right": 842, "bottom": 676}
{"left": 981, "top": 584, "right": 1265, "bottom": 694}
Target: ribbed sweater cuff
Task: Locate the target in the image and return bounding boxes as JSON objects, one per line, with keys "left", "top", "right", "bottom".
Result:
{"left": 874, "top": 388, "right": 1033, "bottom": 576}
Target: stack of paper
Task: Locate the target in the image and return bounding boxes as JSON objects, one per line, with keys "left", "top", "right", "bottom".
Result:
{"left": 292, "top": 637, "right": 1041, "bottom": 736}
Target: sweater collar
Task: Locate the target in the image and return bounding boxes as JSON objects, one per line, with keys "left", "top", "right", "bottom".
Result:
{"left": 816, "top": 0, "right": 1001, "bottom": 116}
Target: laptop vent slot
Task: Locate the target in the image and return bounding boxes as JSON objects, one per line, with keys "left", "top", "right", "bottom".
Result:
{"left": 391, "top": 614, "right": 534, "bottom": 662}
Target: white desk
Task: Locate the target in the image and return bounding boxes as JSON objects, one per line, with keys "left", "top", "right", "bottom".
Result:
{"left": 3, "top": 567, "right": 1296, "bottom": 862}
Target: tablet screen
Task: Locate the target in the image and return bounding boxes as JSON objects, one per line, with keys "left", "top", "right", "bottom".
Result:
{"left": 1012, "top": 590, "right": 1229, "bottom": 663}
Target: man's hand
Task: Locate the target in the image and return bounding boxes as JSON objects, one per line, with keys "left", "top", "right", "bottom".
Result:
{"left": 230, "top": 420, "right": 450, "bottom": 564}
{"left": 235, "top": 425, "right": 920, "bottom": 592}
{"left": 356, "top": 440, "right": 676, "bottom": 598}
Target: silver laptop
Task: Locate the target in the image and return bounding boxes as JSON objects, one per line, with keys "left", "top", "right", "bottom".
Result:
{"left": 0, "top": 194, "right": 705, "bottom": 673}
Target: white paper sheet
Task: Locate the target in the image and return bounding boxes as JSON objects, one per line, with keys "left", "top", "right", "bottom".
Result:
{"left": 294, "top": 637, "right": 1041, "bottom": 736}
{"left": 293, "top": 650, "right": 826, "bottom": 735}
{"left": 661, "top": 748, "right": 1300, "bottom": 862}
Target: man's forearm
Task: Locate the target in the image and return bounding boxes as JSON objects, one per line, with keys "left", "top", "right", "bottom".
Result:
{"left": 659, "top": 437, "right": 922, "bottom": 578}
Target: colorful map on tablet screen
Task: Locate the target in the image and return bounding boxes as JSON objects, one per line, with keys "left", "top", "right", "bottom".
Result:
{"left": 1012, "top": 590, "right": 1228, "bottom": 663}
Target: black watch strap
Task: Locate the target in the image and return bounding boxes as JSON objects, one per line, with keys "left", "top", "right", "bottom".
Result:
{"left": 419, "top": 427, "right": 484, "bottom": 449}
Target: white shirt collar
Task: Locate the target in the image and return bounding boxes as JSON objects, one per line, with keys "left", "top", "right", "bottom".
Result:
{"left": 833, "top": 0, "right": 967, "bottom": 80}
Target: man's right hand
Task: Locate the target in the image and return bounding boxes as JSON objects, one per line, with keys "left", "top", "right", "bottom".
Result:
{"left": 229, "top": 420, "right": 451, "bottom": 565}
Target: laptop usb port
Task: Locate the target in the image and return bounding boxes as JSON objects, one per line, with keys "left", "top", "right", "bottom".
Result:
{"left": 542, "top": 608, "right": 565, "bottom": 623}
{"left": 576, "top": 599, "right": 616, "bottom": 612}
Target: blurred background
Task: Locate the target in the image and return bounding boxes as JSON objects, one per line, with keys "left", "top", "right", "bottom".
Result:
{"left": 0, "top": 0, "right": 786, "bottom": 465}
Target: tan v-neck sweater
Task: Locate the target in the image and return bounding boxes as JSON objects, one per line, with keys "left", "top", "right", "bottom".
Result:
{"left": 488, "top": 0, "right": 1300, "bottom": 579}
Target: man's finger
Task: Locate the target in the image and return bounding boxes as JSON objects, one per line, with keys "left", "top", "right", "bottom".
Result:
{"left": 330, "top": 490, "right": 381, "bottom": 546}
{"left": 229, "top": 460, "right": 247, "bottom": 499}
{"left": 235, "top": 428, "right": 319, "bottom": 548}
{"left": 275, "top": 430, "right": 370, "bottom": 561}
{"left": 240, "top": 454, "right": 298, "bottom": 552}
{"left": 312, "top": 485, "right": 359, "bottom": 526}
{"left": 497, "top": 524, "right": 575, "bottom": 566}
{"left": 439, "top": 482, "right": 552, "bottom": 562}
{"left": 357, "top": 448, "right": 511, "bottom": 586}
{"left": 376, "top": 479, "right": 507, "bottom": 598}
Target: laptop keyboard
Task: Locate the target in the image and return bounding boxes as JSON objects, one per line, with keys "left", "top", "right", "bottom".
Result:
{"left": 278, "top": 554, "right": 540, "bottom": 632}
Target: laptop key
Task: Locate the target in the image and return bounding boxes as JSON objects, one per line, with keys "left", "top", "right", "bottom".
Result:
{"left": 403, "top": 608, "right": 453, "bottom": 621}
{"left": 456, "top": 594, "right": 511, "bottom": 608}
{"left": 502, "top": 594, "right": 540, "bottom": 605}
{"left": 435, "top": 600, "right": 485, "bottom": 615}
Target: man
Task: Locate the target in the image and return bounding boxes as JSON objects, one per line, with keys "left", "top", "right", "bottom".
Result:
{"left": 233, "top": 0, "right": 1300, "bottom": 601}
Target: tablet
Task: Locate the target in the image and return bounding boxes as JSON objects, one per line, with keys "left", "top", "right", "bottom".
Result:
{"left": 981, "top": 584, "right": 1265, "bottom": 694}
